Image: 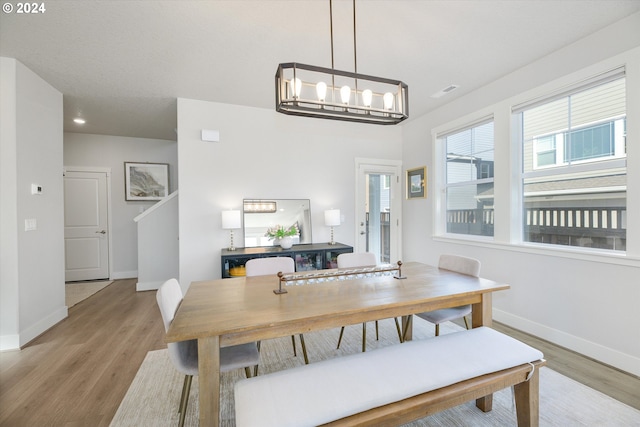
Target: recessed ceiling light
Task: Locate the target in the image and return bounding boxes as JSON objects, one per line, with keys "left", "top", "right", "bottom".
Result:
{"left": 73, "top": 118, "right": 86, "bottom": 124}
{"left": 431, "top": 84, "right": 460, "bottom": 99}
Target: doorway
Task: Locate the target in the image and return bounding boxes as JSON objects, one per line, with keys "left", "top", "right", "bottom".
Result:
{"left": 63, "top": 168, "right": 111, "bottom": 281}
{"left": 355, "top": 159, "right": 402, "bottom": 264}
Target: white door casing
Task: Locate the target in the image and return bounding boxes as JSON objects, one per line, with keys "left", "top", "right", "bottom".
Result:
{"left": 355, "top": 158, "right": 402, "bottom": 264}
{"left": 64, "top": 169, "right": 110, "bottom": 281}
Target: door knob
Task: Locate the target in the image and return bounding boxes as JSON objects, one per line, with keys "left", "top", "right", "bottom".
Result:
{"left": 96, "top": 230, "right": 106, "bottom": 234}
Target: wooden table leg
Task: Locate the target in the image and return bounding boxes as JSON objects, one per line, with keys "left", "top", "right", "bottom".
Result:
{"left": 473, "top": 293, "right": 494, "bottom": 412}
{"left": 198, "top": 336, "right": 220, "bottom": 427}
{"left": 471, "top": 292, "right": 492, "bottom": 329}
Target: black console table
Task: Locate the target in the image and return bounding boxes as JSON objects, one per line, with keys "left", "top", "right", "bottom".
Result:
{"left": 221, "top": 242, "right": 353, "bottom": 278}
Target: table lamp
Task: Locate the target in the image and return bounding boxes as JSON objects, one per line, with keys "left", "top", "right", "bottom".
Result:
{"left": 222, "top": 210, "right": 241, "bottom": 250}
{"left": 324, "top": 209, "right": 341, "bottom": 245}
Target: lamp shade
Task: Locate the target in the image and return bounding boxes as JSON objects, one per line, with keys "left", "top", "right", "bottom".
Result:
{"left": 221, "top": 210, "right": 241, "bottom": 229}
{"left": 324, "top": 209, "right": 341, "bottom": 227}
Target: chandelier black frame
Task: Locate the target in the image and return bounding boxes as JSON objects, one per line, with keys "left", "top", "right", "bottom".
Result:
{"left": 276, "top": 63, "right": 408, "bottom": 125}
{"left": 275, "top": 0, "right": 409, "bottom": 125}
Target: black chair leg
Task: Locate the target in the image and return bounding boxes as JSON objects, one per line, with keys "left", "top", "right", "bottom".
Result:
{"left": 299, "top": 334, "right": 309, "bottom": 364}
{"left": 291, "top": 335, "right": 297, "bottom": 356}
{"left": 394, "top": 317, "right": 403, "bottom": 343}
{"left": 336, "top": 326, "right": 346, "bottom": 349}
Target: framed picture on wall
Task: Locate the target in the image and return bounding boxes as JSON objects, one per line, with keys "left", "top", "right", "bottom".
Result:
{"left": 406, "top": 166, "right": 426, "bottom": 199}
{"left": 124, "top": 162, "right": 169, "bottom": 201}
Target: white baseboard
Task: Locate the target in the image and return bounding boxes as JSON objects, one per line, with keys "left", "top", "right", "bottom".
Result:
{"left": 111, "top": 270, "right": 137, "bottom": 280}
{"left": 493, "top": 308, "right": 640, "bottom": 377}
{"left": 136, "top": 280, "right": 163, "bottom": 292}
{"left": 10, "top": 306, "right": 68, "bottom": 349}
{"left": 0, "top": 334, "right": 20, "bottom": 351}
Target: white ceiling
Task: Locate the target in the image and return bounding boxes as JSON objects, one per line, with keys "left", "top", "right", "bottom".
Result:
{"left": 2, "top": 0, "right": 639, "bottom": 141}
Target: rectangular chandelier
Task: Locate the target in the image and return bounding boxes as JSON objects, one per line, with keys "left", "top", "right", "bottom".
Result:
{"left": 275, "top": 62, "right": 409, "bottom": 125}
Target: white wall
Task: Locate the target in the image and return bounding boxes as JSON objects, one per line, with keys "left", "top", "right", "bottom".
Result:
{"left": 402, "top": 14, "right": 640, "bottom": 375}
{"left": 176, "top": 99, "right": 402, "bottom": 289}
{"left": 135, "top": 191, "right": 179, "bottom": 291}
{"left": 64, "top": 133, "right": 177, "bottom": 279}
{"left": 0, "top": 58, "right": 66, "bottom": 350}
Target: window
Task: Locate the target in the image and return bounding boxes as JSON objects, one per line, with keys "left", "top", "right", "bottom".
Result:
{"left": 517, "top": 70, "right": 626, "bottom": 251}
{"left": 534, "top": 135, "right": 557, "bottom": 167}
{"left": 441, "top": 120, "right": 495, "bottom": 237}
{"left": 565, "top": 121, "right": 620, "bottom": 162}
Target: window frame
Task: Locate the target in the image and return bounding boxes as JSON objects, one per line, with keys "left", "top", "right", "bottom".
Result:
{"left": 516, "top": 71, "right": 627, "bottom": 253}
{"left": 430, "top": 56, "right": 637, "bottom": 264}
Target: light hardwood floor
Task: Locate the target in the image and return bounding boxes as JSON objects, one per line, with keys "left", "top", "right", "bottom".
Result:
{"left": 0, "top": 278, "right": 638, "bottom": 426}
{"left": 0, "top": 279, "right": 166, "bottom": 427}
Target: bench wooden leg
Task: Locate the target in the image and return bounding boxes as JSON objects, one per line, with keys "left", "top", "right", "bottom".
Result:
{"left": 475, "top": 395, "right": 493, "bottom": 412}
{"left": 514, "top": 366, "right": 540, "bottom": 427}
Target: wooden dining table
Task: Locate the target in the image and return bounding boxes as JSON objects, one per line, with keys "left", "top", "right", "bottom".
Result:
{"left": 165, "top": 261, "right": 510, "bottom": 426}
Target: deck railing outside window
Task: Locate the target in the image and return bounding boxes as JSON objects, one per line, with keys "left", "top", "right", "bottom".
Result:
{"left": 446, "top": 206, "right": 626, "bottom": 251}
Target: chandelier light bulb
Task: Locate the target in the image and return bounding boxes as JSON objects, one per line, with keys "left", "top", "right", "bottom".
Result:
{"left": 383, "top": 92, "right": 394, "bottom": 110}
{"left": 362, "top": 89, "right": 373, "bottom": 107}
{"left": 340, "top": 85, "right": 351, "bottom": 104}
{"left": 316, "top": 81, "right": 327, "bottom": 102}
{"left": 291, "top": 78, "right": 302, "bottom": 98}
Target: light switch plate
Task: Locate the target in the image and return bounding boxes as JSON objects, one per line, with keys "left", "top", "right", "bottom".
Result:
{"left": 25, "top": 218, "right": 37, "bottom": 231}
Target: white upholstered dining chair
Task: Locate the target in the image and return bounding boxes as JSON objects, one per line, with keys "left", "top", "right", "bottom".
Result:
{"left": 245, "top": 257, "right": 310, "bottom": 366}
{"left": 335, "top": 252, "right": 403, "bottom": 352}
{"left": 403, "top": 254, "right": 480, "bottom": 341}
{"left": 156, "top": 278, "right": 260, "bottom": 427}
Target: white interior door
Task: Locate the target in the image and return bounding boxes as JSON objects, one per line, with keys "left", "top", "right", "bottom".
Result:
{"left": 64, "top": 170, "right": 110, "bottom": 281}
{"left": 355, "top": 159, "right": 402, "bottom": 264}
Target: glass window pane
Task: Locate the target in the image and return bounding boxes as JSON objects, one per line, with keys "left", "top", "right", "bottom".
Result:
{"left": 446, "top": 183, "right": 494, "bottom": 237}
{"left": 523, "top": 98, "right": 569, "bottom": 142}
{"left": 570, "top": 78, "right": 625, "bottom": 129}
{"left": 523, "top": 187, "right": 626, "bottom": 251}
{"left": 444, "top": 121, "right": 494, "bottom": 238}
{"left": 520, "top": 76, "right": 626, "bottom": 252}
{"left": 446, "top": 122, "right": 494, "bottom": 183}
{"left": 565, "top": 122, "right": 615, "bottom": 162}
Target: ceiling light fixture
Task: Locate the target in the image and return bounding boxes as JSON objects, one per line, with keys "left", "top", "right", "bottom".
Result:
{"left": 73, "top": 118, "right": 86, "bottom": 124}
{"left": 275, "top": 0, "right": 408, "bottom": 125}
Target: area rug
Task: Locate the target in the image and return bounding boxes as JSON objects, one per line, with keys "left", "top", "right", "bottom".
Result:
{"left": 110, "top": 320, "right": 640, "bottom": 427}
{"left": 65, "top": 280, "right": 113, "bottom": 308}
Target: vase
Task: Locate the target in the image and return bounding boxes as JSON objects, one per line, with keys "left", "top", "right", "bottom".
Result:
{"left": 279, "top": 236, "right": 293, "bottom": 249}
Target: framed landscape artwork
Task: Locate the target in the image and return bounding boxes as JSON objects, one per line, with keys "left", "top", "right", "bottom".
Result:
{"left": 124, "top": 162, "right": 169, "bottom": 201}
{"left": 406, "top": 166, "right": 426, "bottom": 199}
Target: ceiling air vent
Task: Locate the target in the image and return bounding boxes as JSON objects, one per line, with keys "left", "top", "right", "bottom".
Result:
{"left": 431, "top": 84, "right": 460, "bottom": 99}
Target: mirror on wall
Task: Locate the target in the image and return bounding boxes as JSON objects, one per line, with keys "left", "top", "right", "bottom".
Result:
{"left": 243, "top": 199, "right": 312, "bottom": 247}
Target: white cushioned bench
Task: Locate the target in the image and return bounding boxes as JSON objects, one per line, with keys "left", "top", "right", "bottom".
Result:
{"left": 235, "top": 327, "right": 545, "bottom": 427}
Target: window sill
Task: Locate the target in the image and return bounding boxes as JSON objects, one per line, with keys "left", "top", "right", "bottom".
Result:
{"left": 432, "top": 234, "right": 639, "bottom": 267}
